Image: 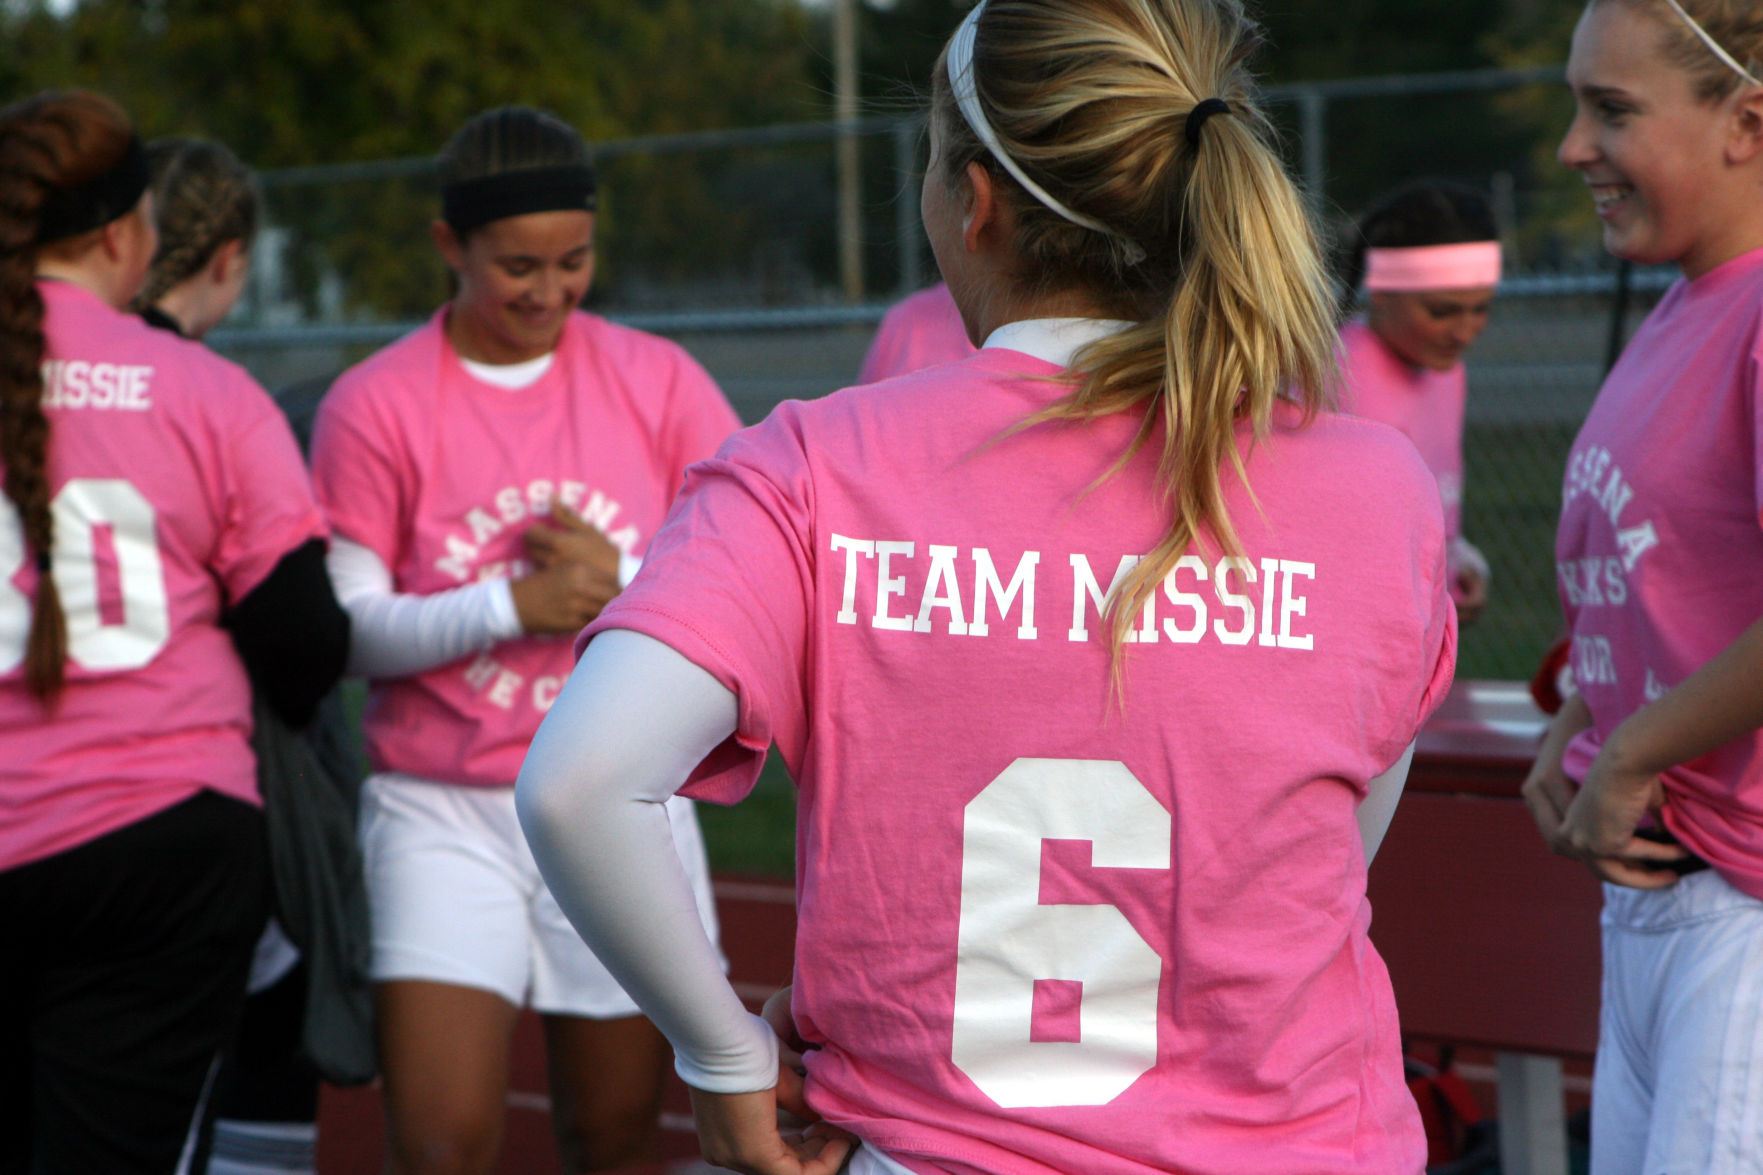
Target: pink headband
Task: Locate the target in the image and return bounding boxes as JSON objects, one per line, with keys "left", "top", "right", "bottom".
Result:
{"left": 1363, "top": 242, "right": 1502, "bottom": 291}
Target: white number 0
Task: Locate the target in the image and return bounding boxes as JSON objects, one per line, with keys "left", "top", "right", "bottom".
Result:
{"left": 951, "top": 758, "right": 1170, "bottom": 1108}
{"left": 0, "top": 478, "right": 170, "bottom": 674}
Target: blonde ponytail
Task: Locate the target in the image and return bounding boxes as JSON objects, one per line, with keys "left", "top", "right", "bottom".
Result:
{"left": 933, "top": 0, "right": 1338, "bottom": 659}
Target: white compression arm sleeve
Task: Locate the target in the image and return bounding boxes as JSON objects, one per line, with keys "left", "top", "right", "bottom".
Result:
{"left": 516, "top": 628, "right": 777, "bottom": 1093}
{"left": 1358, "top": 740, "right": 1416, "bottom": 864}
{"left": 327, "top": 535, "right": 524, "bottom": 679}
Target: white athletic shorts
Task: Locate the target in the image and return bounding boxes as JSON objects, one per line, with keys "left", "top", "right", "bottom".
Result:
{"left": 1592, "top": 869, "right": 1763, "bottom": 1175}
{"left": 359, "top": 772, "right": 722, "bottom": 1018}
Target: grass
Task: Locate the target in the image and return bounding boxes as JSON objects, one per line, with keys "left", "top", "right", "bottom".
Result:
{"left": 694, "top": 754, "right": 797, "bottom": 879}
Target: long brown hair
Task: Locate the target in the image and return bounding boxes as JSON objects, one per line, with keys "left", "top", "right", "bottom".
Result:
{"left": 931, "top": 0, "right": 1338, "bottom": 657}
{"left": 0, "top": 90, "right": 137, "bottom": 704}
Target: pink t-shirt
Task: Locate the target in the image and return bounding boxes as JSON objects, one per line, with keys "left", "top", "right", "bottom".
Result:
{"left": 311, "top": 309, "right": 739, "bottom": 787}
{"left": 590, "top": 349, "right": 1455, "bottom": 1175}
{"left": 0, "top": 281, "right": 326, "bottom": 871}
{"left": 1337, "top": 320, "right": 1467, "bottom": 541}
{"left": 1558, "top": 246, "right": 1763, "bottom": 898}
{"left": 859, "top": 284, "right": 976, "bottom": 384}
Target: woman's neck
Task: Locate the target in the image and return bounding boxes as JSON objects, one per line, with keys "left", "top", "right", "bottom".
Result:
{"left": 962, "top": 282, "right": 1125, "bottom": 344}
{"left": 35, "top": 256, "right": 132, "bottom": 311}
{"left": 151, "top": 282, "right": 214, "bottom": 340}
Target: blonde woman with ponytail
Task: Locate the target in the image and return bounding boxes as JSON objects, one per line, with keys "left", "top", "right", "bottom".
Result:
{"left": 520, "top": 2, "right": 1454, "bottom": 1172}
{"left": 0, "top": 91, "right": 346, "bottom": 1174}
{"left": 1522, "top": 1, "right": 1763, "bottom": 1170}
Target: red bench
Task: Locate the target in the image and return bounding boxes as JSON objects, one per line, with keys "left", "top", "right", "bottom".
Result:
{"left": 1369, "top": 680, "right": 1591, "bottom": 1175}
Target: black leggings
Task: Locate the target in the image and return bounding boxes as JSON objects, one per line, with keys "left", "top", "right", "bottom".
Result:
{"left": 0, "top": 791, "right": 268, "bottom": 1175}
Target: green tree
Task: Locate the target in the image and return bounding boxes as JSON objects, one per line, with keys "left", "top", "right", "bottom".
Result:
{"left": 0, "top": 0, "right": 821, "bottom": 315}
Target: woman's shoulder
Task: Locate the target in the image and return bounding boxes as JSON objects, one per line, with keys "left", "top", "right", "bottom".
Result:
{"left": 323, "top": 315, "right": 447, "bottom": 418}
{"left": 1268, "top": 403, "right": 1439, "bottom": 500}
{"left": 44, "top": 285, "right": 270, "bottom": 417}
{"left": 567, "top": 310, "right": 697, "bottom": 368}
{"left": 725, "top": 351, "right": 1061, "bottom": 474}
{"left": 1336, "top": 319, "right": 1407, "bottom": 382}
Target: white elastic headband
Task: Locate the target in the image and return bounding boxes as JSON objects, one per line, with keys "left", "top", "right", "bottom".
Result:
{"left": 947, "top": 1, "right": 1148, "bottom": 265}
{"left": 1663, "top": 0, "right": 1762, "bottom": 87}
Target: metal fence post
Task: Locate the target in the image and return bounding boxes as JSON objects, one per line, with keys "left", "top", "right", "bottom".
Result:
{"left": 834, "top": 0, "right": 865, "bottom": 304}
{"left": 894, "top": 118, "right": 923, "bottom": 298}
{"left": 1299, "top": 86, "right": 1326, "bottom": 208}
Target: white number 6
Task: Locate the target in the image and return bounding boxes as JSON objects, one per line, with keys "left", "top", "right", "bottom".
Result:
{"left": 951, "top": 757, "right": 1170, "bottom": 1108}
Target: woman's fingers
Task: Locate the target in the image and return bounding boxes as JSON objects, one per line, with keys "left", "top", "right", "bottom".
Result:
{"left": 1520, "top": 766, "right": 1572, "bottom": 842}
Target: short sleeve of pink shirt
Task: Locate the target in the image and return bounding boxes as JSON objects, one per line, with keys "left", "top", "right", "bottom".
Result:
{"left": 1, "top": 281, "right": 326, "bottom": 870}
{"left": 307, "top": 385, "right": 410, "bottom": 570}
{"left": 588, "top": 352, "right": 1453, "bottom": 1175}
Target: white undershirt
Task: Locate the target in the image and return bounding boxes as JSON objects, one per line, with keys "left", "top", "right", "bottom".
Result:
{"left": 328, "top": 538, "right": 644, "bottom": 679}
{"left": 461, "top": 352, "right": 555, "bottom": 390}
{"left": 328, "top": 537, "right": 524, "bottom": 679}
{"left": 325, "top": 350, "right": 566, "bottom": 677}
{"left": 983, "top": 316, "right": 1134, "bottom": 366}
{"left": 516, "top": 317, "right": 1417, "bottom": 1104}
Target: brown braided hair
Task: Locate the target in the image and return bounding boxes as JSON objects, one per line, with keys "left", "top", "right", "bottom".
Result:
{"left": 132, "top": 137, "right": 259, "bottom": 313}
{"left": 0, "top": 90, "right": 137, "bottom": 705}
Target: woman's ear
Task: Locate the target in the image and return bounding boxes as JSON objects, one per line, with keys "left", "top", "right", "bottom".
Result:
{"left": 208, "top": 237, "right": 245, "bottom": 284}
{"left": 962, "top": 160, "right": 997, "bottom": 254}
{"left": 1729, "top": 85, "right": 1763, "bottom": 166}
{"left": 430, "top": 218, "right": 464, "bottom": 269}
{"left": 97, "top": 216, "right": 130, "bottom": 263}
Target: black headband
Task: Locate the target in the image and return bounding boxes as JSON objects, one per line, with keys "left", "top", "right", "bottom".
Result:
{"left": 36, "top": 135, "right": 150, "bottom": 245}
{"left": 441, "top": 163, "right": 597, "bottom": 236}
{"left": 1185, "top": 98, "right": 1233, "bottom": 150}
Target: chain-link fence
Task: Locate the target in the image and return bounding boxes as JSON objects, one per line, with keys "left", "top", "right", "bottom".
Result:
{"left": 212, "top": 66, "right": 1663, "bottom": 682}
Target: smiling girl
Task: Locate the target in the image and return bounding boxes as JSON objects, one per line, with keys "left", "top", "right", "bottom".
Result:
{"left": 308, "top": 106, "right": 739, "bottom": 1174}
{"left": 1338, "top": 181, "right": 1499, "bottom": 624}
{"left": 1520, "top": 2, "right": 1763, "bottom": 1171}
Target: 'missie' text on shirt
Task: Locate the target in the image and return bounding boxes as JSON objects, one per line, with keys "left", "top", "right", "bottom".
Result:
{"left": 831, "top": 534, "right": 1316, "bottom": 650}
{"left": 40, "top": 359, "right": 154, "bottom": 411}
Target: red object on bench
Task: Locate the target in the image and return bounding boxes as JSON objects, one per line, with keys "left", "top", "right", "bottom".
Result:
{"left": 1367, "top": 680, "right": 1602, "bottom": 1060}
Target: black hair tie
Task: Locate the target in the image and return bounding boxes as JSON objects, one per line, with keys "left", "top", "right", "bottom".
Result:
{"left": 35, "top": 548, "right": 50, "bottom": 574}
{"left": 1185, "top": 98, "right": 1233, "bottom": 149}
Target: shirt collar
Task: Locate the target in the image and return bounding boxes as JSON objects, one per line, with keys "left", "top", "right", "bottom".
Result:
{"left": 981, "top": 317, "right": 1134, "bottom": 368}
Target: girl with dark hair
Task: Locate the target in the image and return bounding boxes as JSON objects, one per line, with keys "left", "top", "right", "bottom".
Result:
{"left": 518, "top": 2, "right": 1455, "bottom": 1172}
{"left": 308, "top": 105, "right": 738, "bottom": 1173}
{"left": 1524, "top": 1, "right": 1763, "bottom": 1169}
{"left": 1338, "top": 179, "right": 1500, "bottom": 624}
{"left": 134, "top": 137, "right": 259, "bottom": 341}
{"left": 0, "top": 90, "right": 346, "bottom": 1174}
{"left": 133, "top": 135, "right": 339, "bottom": 1175}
